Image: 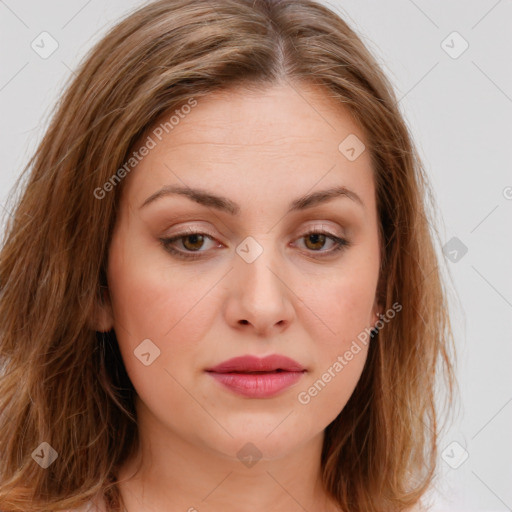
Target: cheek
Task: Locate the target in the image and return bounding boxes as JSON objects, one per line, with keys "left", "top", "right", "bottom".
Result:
{"left": 107, "top": 228, "right": 211, "bottom": 338}
{"left": 106, "top": 232, "right": 219, "bottom": 393}
{"left": 293, "top": 257, "right": 377, "bottom": 421}
{"left": 295, "top": 343, "right": 369, "bottom": 433}
{"left": 295, "top": 274, "right": 375, "bottom": 425}
{"left": 106, "top": 238, "right": 218, "bottom": 427}
{"left": 304, "top": 263, "right": 379, "bottom": 349}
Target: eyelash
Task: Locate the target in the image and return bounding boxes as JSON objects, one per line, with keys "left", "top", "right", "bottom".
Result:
{"left": 159, "top": 228, "right": 351, "bottom": 261}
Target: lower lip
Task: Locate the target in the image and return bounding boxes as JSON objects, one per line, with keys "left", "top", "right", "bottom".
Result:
{"left": 206, "top": 371, "right": 305, "bottom": 398}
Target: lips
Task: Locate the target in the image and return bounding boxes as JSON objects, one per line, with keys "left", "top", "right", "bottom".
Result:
{"left": 205, "top": 355, "right": 306, "bottom": 398}
{"left": 205, "top": 354, "right": 306, "bottom": 373}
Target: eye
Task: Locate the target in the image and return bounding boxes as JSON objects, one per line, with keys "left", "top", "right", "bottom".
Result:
{"left": 160, "top": 227, "right": 351, "bottom": 260}
{"left": 160, "top": 229, "right": 219, "bottom": 260}
{"left": 294, "top": 228, "right": 350, "bottom": 256}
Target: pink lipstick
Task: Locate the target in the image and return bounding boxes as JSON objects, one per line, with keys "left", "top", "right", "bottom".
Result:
{"left": 205, "top": 354, "right": 306, "bottom": 398}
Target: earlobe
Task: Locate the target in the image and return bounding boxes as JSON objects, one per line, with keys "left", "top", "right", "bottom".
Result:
{"left": 370, "top": 305, "right": 382, "bottom": 340}
{"left": 88, "top": 287, "right": 114, "bottom": 332}
{"left": 371, "top": 298, "right": 382, "bottom": 329}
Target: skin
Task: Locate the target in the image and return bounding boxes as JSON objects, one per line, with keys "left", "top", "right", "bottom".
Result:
{"left": 94, "top": 82, "right": 382, "bottom": 512}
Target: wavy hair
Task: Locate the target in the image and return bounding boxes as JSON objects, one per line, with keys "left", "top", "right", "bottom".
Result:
{"left": 0, "top": 0, "right": 455, "bottom": 510}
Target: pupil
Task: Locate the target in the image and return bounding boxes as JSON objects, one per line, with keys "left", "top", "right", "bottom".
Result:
{"left": 307, "top": 233, "right": 325, "bottom": 250}
{"left": 185, "top": 234, "right": 203, "bottom": 250}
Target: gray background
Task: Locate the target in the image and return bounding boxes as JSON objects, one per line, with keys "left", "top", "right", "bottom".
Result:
{"left": 1, "top": 1, "right": 511, "bottom": 510}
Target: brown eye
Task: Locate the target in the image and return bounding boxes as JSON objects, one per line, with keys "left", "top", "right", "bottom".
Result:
{"left": 160, "top": 228, "right": 350, "bottom": 261}
{"left": 160, "top": 230, "right": 220, "bottom": 260}
{"left": 303, "top": 233, "right": 327, "bottom": 251}
{"left": 296, "top": 229, "right": 351, "bottom": 257}
{"left": 182, "top": 234, "right": 206, "bottom": 251}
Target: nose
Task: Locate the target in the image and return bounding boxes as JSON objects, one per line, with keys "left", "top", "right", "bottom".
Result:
{"left": 223, "top": 238, "right": 295, "bottom": 337}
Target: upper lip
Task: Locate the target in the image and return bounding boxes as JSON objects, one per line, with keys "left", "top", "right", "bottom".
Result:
{"left": 205, "top": 355, "right": 306, "bottom": 373}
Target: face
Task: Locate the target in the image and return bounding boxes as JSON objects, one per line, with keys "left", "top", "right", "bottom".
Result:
{"left": 102, "top": 83, "right": 381, "bottom": 462}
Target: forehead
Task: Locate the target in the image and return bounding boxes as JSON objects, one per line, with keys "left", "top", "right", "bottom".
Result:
{"left": 155, "top": 82, "right": 363, "bottom": 146}
{"left": 122, "top": 82, "right": 374, "bottom": 210}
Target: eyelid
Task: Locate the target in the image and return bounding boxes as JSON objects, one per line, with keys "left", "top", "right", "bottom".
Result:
{"left": 161, "top": 221, "right": 344, "bottom": 245}
{"left": 168, "top": 225, "right": 217, "bottom": 238}
{"left": 300, "top": 221, "right": 345, "bottom": 237}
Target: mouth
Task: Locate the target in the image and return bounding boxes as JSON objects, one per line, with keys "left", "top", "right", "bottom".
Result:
{"left": 205, "top": 354, "right": 306, "bottom": 373}
{"left": 205, "top": 355, "right": 307, "bottom": 398}
{"left": 214, "top": 369, "right": 295, "bottom": 374}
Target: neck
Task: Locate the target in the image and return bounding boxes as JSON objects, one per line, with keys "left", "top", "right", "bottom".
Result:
{"left": 115, "top": 400, "right": 341, "bottom": 512}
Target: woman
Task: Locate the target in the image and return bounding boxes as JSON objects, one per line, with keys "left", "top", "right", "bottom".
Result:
{"left": 0, "top": 0, "right": 455, "bottom": 511}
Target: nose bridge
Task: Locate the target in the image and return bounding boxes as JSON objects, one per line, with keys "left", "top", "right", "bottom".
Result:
{"left": 235, "top": 234, "right": 283, "bottom": 298}
{"left": 228, "top": 233, "right": 294, "bottom": 332}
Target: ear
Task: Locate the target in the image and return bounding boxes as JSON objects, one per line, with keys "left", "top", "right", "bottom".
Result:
{"left": 88, "top": 286, "right": 114, "bottom": 332}
{"left": 371, "top": 296, "right": 382, "bottom": 329}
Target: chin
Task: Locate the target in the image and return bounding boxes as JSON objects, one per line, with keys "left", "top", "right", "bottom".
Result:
{"left": 198, "top": 422, "right": 317, "bottom": 463}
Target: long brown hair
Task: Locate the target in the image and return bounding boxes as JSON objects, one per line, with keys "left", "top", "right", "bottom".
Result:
{"left": 0, "top": 0, "right": 455, "bottom": 510}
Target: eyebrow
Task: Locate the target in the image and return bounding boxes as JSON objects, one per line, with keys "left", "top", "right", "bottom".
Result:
{"left": 140, "top": 184, "right": 364, "bottom": 214}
